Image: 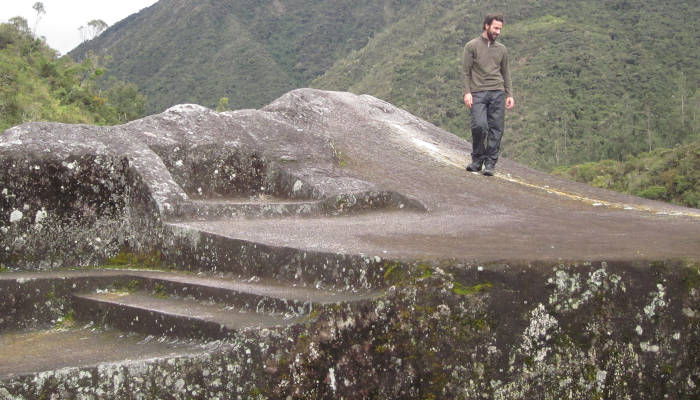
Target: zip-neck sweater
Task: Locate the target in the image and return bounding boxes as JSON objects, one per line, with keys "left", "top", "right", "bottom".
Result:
{"left": 462, "top": 35, "right": 512, "bottom": 97}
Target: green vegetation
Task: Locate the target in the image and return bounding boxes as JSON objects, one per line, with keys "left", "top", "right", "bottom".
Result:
{"left": 452, "top": 281, "right": 493, "bottom": 296}
{"left": 113, "top": 278, "right": 142, "bottom": 293}
{"left": 681, "top": 261, "right": 700, "bottom": 290}
{"left": 106, "top": 250, "right": 163, "bottom": 268}
{"left": 152, "top": 282, "right": 168, "bottom": 298}
{"left": 418, "top": 263, "right": 433, "bottom": 279}
{"left": 53, "top": 309, "right": 76, "bottom": 330}
{"left": 328, "top": 140, "right": 347, "bottom": 167}
{"left": 383, "top": 261, "right": 495, "bottom": 300}
{"left": 216, "top": 96, "right": 229, "bottom": 112}
{"left": 0, "top": 17, "right": 145, "bottom": 133}
{"left": 383, "top": 262, "right": 412, "bottom": 285}
{"left": 554, "top": 140, "right": 700, "bottom": 208}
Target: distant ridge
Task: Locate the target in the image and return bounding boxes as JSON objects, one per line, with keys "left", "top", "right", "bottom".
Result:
{"left": 70, "top": 0, "right": 419, "bottom": 113}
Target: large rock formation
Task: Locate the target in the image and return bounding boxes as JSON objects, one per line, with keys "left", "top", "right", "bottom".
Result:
{"left": 1, "top": 89, "right": 698, "bottom": 399}
{"left": 3, "top": 89, "right": 698, "bottom": 270}
{"left": 0, "top": 91, "right": 422, "bottom": 273}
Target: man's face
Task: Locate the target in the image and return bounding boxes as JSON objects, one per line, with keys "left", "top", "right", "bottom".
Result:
{"left": 485, "top": 20, "right": 503, "bottom": 41}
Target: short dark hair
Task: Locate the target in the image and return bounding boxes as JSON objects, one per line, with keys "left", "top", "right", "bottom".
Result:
{"left": 483, "top": 13, "right": 504, "bottom": 30}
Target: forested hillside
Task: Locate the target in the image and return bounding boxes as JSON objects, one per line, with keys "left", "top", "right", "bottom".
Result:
{"left": 313, "top": 0, "right": 699, "bottom": 170}
{"left": 70, "top": 0, "right": 421, "bottom": 114}
{"left": 0, "top": 19, "right": 145, "bottom": 133}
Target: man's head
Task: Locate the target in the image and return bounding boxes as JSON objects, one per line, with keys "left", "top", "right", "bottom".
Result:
{"left": 482, "top": 14, "right": 504, "bottom": 42}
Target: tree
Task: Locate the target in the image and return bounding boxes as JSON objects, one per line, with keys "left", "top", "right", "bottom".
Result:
{"left": 106, "top": 81, "right": 147, "bottom": 123}
{"left": 32, "top": 2, "right": 45, "bottom": 35}
{"left": 80, "top": 20, "right": 109, "bottom": 43}
{"left": 9, "top": 17, "right": 30, "bottom": 34}
{"left": 87, "top": 19, "right": 108, "bottom": 40}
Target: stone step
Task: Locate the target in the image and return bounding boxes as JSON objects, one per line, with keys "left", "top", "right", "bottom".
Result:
{"left": 0, "top": 326, "right": 217, "bottom": 380}
{"left": 0, "top": 268, "right": 381, "bottom": 378}
{"left": 168, "top": 197, "right": 322, "bottom": 221}
{"left": 72, "top": 291, "right": 302, "bottom": 340}
{"left": 68, "top": 271, "right": 378, "bottom": 340}
{"left": 136, "top": 272, "right": 377, "bottom": 316}
{"left": 1, "top": 269, "right": 379, "bottom": 332}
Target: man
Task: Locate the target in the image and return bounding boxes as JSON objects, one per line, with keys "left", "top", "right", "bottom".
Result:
{"left": 462, "top": 13, "right": 514, "bottom": 176}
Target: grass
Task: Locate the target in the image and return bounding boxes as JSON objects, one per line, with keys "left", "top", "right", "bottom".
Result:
{"left": 452, "top": 282, "right": 493, "bottom": 296}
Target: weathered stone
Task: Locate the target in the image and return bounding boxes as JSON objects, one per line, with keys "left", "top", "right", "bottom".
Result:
{"left": 0, "top": 92, "right": 425, "bottom": 274}
{"left": 1, "top": 89, "right": 699, "bottom": 399}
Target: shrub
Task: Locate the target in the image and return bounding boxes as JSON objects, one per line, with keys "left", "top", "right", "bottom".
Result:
{"left": 637, "top": 185, "right": 668, "bottom": 201}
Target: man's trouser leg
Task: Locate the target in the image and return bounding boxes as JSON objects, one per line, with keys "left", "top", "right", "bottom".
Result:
{"left": 484, "top": 91, "right": 506, "bottom": 168}
{"left": 469, "top": 91, "right": 489, "bottom": 166}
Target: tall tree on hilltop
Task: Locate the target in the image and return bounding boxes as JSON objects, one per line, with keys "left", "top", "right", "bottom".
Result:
{"left": 87, "top": 20, "right": 108, "bottom": 39}
{"left": 79, "top": 20, "right": 109, "bottom": 43}
{"left": 32, "top": 2, "right": 45, "bottom": 36}
{"left": 9, "top": 17, "right": 30, "bottom": 35}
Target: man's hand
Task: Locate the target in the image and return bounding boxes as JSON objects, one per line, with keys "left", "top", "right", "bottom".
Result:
{"left": 506, "top": 96, "right": 515, "bottom": 110}
{"left": 464, "top": 93, "right": 473, "bottom": 109}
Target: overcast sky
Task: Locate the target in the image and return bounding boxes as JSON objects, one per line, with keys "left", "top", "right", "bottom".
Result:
{"left": 1, "top": 0, "right": 159, "bottom": 55}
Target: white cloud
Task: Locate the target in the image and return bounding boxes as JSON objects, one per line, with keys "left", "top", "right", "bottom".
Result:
{"left": 1, "top": 0, "right": 158, "bottom": 55}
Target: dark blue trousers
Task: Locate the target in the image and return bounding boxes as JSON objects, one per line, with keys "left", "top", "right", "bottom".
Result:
{"left": 470, "top": 90, "right": 505, "bottom": 167}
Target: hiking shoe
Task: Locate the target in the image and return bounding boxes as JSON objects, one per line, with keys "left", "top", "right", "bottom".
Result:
{"left": 482, "top": 166, "right": 495, "bottom": 176}
{"left": 466, "top": 162, "right": 483, "bottom": 172}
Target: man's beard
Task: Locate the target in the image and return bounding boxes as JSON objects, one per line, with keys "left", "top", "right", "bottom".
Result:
{"left": 487, "top": 30, "right": 499, "bottom": 42}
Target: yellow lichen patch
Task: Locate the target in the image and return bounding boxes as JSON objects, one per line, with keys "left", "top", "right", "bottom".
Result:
{"left": 426, "top": 145, "right": 700, "bottom": 219}
{"left": 496, "top": 173, "right": 700, "bottom": 219}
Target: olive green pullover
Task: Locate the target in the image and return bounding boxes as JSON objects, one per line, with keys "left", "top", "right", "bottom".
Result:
{"left": 462, "top": 35, "right": 513, "bottom": 97}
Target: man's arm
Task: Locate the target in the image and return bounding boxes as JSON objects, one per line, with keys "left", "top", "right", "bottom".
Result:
{"left": 462, "top": 43, "right": 473, "bottom": 108}
{"left": 501, "top": 47, "right": 514, "bottom": 109}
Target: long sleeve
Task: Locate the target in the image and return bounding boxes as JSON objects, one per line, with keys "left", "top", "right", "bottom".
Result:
{"left": 501, "top": 49, "right": 513, "bottom": 98}
{"left": 461, "top": 43, "right": 473, "bottom": 96}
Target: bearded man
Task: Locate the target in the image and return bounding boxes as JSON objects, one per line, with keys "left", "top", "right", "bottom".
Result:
{"left": 462, "top": 13, "right": 514, "bottom": 176}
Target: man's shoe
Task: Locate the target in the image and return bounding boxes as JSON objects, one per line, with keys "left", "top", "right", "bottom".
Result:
{"left": 482, "top": 166, "right": 495, "bottom": 176}
{"left": 466, "top": 162, "right": 482, "bottom": 172}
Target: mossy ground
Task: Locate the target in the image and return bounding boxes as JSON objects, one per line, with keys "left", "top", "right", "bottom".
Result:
{"left": 105, "top": 250, "right": 164, "bottom": 269}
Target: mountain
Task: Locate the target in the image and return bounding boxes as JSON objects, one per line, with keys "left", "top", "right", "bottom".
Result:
{"left": 69, "top": 0, "right": 698, "bottom": 170}
{"left": 70, "top": 0, "right": 420, "bottom": 113}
